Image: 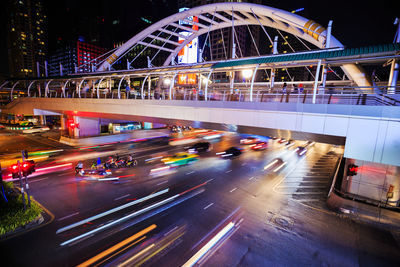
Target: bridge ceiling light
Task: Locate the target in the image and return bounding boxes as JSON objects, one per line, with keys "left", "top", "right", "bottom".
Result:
{"left": 242, "top": 69, "right": 253, "bottom": 79}
{"left": 164, "top": 78, "right": 171, "bottom": 85}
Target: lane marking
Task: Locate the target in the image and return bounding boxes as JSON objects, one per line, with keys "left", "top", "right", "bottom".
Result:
{"left": 205, "top": 178, "right": 214, "bottom": 183}
{"left": 225, "top": 170, "right": 232, "bottom": 173}
{"left": 114, "top": 194, "right": 130, "bottom": 201}
{"left": 58, "top": 212, "right": 80, "bottom": 222}
{"left": 157, "top": 180, "right": 168, "bottom": 186}
{"left": 186, "top": 171, "right": 195, "bottom": 175}
{"left": 56, "top": 188, "right": 169, "bottom": 234}
{"left": 203, "top": 203, "right": 214, "bottom": 210}
{"left": 249, "top": 177, "right": 254, "bottom": 180}
{"left": 230, "top": 187, "right": 237, "bottom": 193}
{"left": 241, "top": 163, "right": 246, "bottom": 166}
{"left": 29, "top": 177, "right": 48, "bottom": 183}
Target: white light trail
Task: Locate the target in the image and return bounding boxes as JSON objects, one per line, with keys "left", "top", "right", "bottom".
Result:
{"left": 56, "top": 188, "right": 169, "bottom": 234}
{"left": 182, "top": 222, "right": 235, "bottom": 267}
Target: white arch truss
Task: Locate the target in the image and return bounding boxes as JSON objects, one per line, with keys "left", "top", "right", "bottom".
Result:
{"left": 97, "top": 2, "right": 370, "bottom": 87}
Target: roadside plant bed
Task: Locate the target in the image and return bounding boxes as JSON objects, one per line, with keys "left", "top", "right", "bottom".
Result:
{"left": 0, "top": 182, "right": 43, "bottom": 236}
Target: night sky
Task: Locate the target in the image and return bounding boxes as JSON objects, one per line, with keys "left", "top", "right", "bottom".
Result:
{"left": 0, "top": 0, "right": 398, "bottom": 77}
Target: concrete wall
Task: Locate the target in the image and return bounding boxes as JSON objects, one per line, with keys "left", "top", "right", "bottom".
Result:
{"left": 3, "top": 98, "right": 400, "bottom": 166}
{"left": 342, "top": 158, "right": 400, "bottom": 206}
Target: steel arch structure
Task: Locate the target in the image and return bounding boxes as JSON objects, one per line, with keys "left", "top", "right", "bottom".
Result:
{"left": 97, "top": 2, "right": 370, "bottom": 87}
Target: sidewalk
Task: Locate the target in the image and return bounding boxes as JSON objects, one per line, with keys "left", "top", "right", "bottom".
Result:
{"left": 327, "top": 190, "right": 400, "bottom": 231}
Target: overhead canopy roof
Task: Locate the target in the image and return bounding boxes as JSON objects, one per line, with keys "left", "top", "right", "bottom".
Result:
{"left": 212, "top": 43, "right": 400, "bottom": 69}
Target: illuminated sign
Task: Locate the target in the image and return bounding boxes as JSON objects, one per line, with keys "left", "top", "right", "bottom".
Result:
{"left": 178, "top": 74, "right": 197, "bottom": 85}
{"left": 177, "top": 7, "right": 198, "bottom": 64}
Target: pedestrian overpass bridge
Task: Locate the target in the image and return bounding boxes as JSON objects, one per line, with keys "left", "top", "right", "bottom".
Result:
{"left": 2, "top": 96, "right": 400, "bottom": 167}
{"left": 1, "top": 1, "right": 399, "bottom": 168}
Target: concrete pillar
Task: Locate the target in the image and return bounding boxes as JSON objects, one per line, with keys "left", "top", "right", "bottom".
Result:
{"left": 60, "top": 115, "right": 66, "bottom": 130}
{"left": 40, "top": 115, "right": 46, "bottom": 126}
{"left": 70, "top": 116, "right": 100, "bottom": 138}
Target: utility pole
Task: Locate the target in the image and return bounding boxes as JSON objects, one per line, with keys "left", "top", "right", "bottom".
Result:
{"left": 17, "top": 160, "right": 26, "bottom": 211}
{"left": 21, "top": 150, "right": 31, "bottom": 206}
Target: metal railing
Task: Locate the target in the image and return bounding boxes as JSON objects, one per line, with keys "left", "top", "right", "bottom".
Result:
{"left": 2, "top": 85, "right": 400, "bottom": 106}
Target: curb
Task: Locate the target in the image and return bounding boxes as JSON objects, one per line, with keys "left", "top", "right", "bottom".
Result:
{"left": 0, "top": 196, "right": 55, "bottom": 242}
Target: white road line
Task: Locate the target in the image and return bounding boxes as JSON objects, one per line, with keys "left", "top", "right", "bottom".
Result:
{"left": 230, "top": 187, "right": 237, "bottom": 193}
{"left": 157, "top": 180, "right": 168, "bottom": 186}
{"left": 29, "top": 177, "right": 48, "bottom": 183}
{"left": 241, "top": 163, "right": 246, "bottom": 166}
{"left": 114, "top": 194, "right": 130, "bottom": 201}
{"left": 205, "top": 178, "right": 214, "bottom": 183}
{"left": 186, "top": 171, "right": 195, "bottom": 175}
{"left": 225, "top": 170, "right": 232, "bottom": 173}
{"left": 249, "top": 176, "right": 255, "bottom": 180}
{"left": 57, "top": 212, "right": 79, "bottom": 222}
{"left": 57, "top": 173, "right": 69, "bottom": 176}
{"left": 203, "top": 203, "right": 214, "bottom": 210}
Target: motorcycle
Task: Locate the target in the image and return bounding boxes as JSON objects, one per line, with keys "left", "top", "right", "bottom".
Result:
{"left": 126, "top": 159, "right": 138, "bottom": 167}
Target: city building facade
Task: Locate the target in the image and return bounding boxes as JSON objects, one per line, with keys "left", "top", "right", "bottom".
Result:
{"left": 47, "top": 41, "right": 107, "bottom": 76}
{"left": 6, "top": 0, "right": 47, "bottom": 78}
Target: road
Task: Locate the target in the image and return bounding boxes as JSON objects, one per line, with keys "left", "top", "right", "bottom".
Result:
{"left": 0, "top": 129, "right": 399, "bottom": 266}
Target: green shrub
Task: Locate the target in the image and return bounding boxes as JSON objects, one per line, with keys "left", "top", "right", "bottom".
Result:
{"left": 0, "top": 189, "right": 43, "bottom": 236}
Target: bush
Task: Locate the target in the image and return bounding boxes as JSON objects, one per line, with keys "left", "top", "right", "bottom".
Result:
{"left": 0, "top": 182, "right": 43, "bottom": 236}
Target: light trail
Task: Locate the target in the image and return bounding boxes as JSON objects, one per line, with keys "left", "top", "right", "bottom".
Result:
{"left": 264, "top": 159, "right": 278, "bottom": 170}
{"left": 273, "top": 162, "right": 287, "bottom": 172}
{"left": 59, "top": 182, "right": 208, "bottom": 246}
{"left": 76, "top": 224, "right": 156, "bottom": 267}
{"left": 182, "top": 222, "right": 235, "bottom": 267}
{"left": 56, "top": 188, "right": 169, "bottom": 234}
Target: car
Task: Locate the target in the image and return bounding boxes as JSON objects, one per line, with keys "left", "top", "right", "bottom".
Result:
{"left": 188, "top": 142, "right": 212, "bottom": 153}
{"left": 217, "top": 147, "right": 242, "bottom": 159}
{"left": 277, "top": 138, "right": 286, "bottom": 144}
{"left": 240, "top": 136, "right": 260, "bottom": 145}
{"left": 250, "top": 141, "right": 268, "bottom": 150}
{"left": 161, "top": 152, "right": 199, "bottom": 166}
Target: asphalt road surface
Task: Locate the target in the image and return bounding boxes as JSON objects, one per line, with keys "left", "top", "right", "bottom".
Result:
{"left": 1, "top": 129, "right": 399, "bottom": 266}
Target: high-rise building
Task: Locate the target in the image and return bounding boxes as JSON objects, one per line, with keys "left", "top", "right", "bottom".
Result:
{"left": 47, "top": 41, "right": 108, "bottom": 76}
{"left": 6, "top": 0, "right": 47, "bottom": 78}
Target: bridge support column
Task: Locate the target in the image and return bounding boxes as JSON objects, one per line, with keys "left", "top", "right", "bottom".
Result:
{"left": 270, "top": 36, "right": 279, "bottom": 91}
{"left": 312, "top": 59, "right": 322, "bottom": 104}
{"left": 69, "top": 116, "right": 100, "bottom": 138}
{"left": 388, "top": 60, "right": 399, "bottom": 94}
{"left": 39, "top": 115, "right": 46, "bottom": 126}
{"left": 169, "top": 73, "right": 177, "bottom": 100}
{"left": 250, "top": 64, "right": 259, "bottom": 102}
{"left": 229, "top": 71, "right": 235, "bottom": 94}
{"left": 204, "top": 70, "right": 212, "bottom": 101}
